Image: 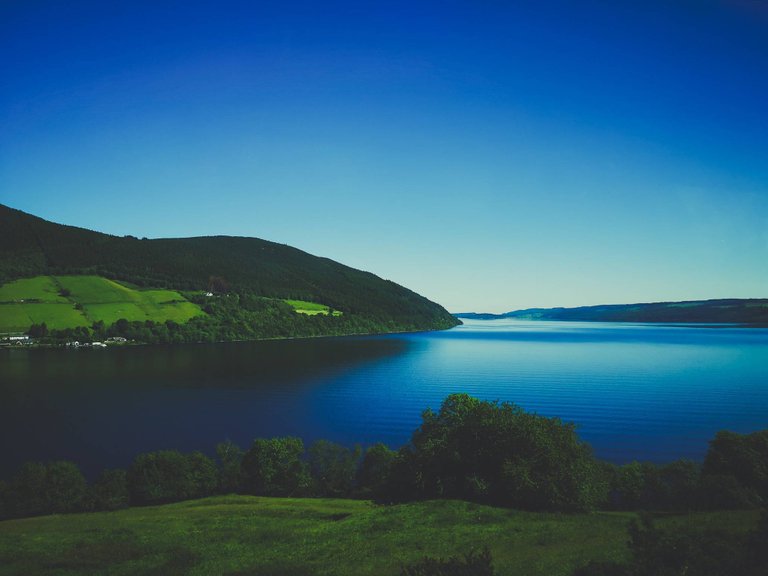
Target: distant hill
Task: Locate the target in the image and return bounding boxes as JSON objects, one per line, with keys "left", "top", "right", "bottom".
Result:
{"left": 455, "top": 299, "right": 768, "bottom": 324}
{"left": 0, "top": 204, "right": 459, "bottom": 336}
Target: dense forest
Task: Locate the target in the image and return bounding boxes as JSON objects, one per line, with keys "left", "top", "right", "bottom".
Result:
{"left": 0, "top": 204, "right": 459, "bottom": 337}
{"left": 457, "top": 299, "right": 768, "bottom": 324}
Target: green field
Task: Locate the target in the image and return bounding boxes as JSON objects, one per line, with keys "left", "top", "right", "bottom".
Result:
{"left": 284, "top": 299, "right": 343, "bottom": 316}
{"left": 0, "top": 276, "right": 68, "bottom": 303}
{"left": 0, "top": 302, "right": 91, "bottom": 332}
{"left": 0, "top": 496, "right": 756, "bottom": 576}
{"left": 0, "top": 276, "right": 203, "bottom": 333}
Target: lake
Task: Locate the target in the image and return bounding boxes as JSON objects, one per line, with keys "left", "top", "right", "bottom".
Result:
{"left": 1, "top": 319, "right": 767, "bottom": 478}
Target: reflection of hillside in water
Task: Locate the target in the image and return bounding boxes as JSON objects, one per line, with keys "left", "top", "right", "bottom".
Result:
{"left": 1, "top": 337, "right": 410, "bottom": 391}
{"left": 0, "top": 337, "right": 411, "bottom": 478}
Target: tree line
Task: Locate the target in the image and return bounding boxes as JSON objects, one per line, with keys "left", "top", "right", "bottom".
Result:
{"left": 1, "top": 394, "right": 767, "bottom": 520}
{"left": 27, "top": 288, "right": 454, "bottom": 347}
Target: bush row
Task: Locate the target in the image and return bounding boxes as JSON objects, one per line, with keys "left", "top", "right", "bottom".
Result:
{"left": 1, "top": 394, "right": 766, "bottom": 519}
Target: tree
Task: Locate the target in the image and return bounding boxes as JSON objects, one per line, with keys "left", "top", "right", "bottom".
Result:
{"left": 6, "top": 462, "right": 47, "bottom": 517}
{"left": 357, "top": 443, "right": 397, "bottom": 499}
{"left": 308, "top": 440, "right": 361, "bottom": 497}
{"left": 216, "top": 440, "right": 244, "bottom": 493}
{"left": 241, "top": 437, "right": 310, "bottom": 496}
{"left": 390, "top": 393, "right": 605, "bottom": 511}
{"left": 27, "top": 322, "right": 48, "bottom": 337}
{"left": 91, "top": 320, "right": 106, "bottom": 339}
{"left": 88, "top": 469, "right": 129, "bottom": 511}
{"left": 127, "top": 450, "right": 217, "bottom": 505}
{"left": 4, "top": 461, "right": 86, "bottom": 518}
{"left": 44, "top": 461, "right": 87, "bottom": 513}
{"left": 701, "top": 430, "right": 768, "bottom": 507}
{"left": 186, "top": 451, "right": 218, "bottom": 498}
{"left": 128, "top": 450, "right": 188, "bottom": 505}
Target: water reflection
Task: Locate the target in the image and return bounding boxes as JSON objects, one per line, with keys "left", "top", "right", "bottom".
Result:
{"left": 0, "top": 337, "right": 408, "bottom": 477}
{"left": 1, "top": 336, "right": 408, "bottom": 390}
{"left": 1, "top": 321, "right": 766, "bottom": 479}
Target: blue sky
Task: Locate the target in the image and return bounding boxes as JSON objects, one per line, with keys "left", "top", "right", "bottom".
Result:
{"left": 1, "top": 0, "right": 766, "bottom": 312}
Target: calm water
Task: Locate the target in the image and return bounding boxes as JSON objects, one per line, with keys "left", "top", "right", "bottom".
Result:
{"left": 1, "top": 319, "right": 767, "bottom": 478}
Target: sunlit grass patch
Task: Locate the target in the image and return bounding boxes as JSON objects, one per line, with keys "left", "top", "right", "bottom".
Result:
{"left": 0, "top": 275, "right": 204, "bottom": 333}
{"left": 82, "top": 302, "right": 151, "bottom": 324}
{"left": 21, "top": 303, "right": 90, "bottom": 330}
{"left": 0, "top": 302, "right": 89, "bottom": 332}
{"left": 0, "top": 276, "right": 66, "bottom": 303}
{"left": 284, "top": 299, "right": 342, "bottom": 316}
{"left": 55, "top": 276, "right": 135, "bottom": 304}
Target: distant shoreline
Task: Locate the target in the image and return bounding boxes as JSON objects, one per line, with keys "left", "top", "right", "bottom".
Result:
{"left": 454, "top": 298, "right": 768, "bottom": 325}
{"left": 453, "top": 316, "right": 768, "bottom": 329}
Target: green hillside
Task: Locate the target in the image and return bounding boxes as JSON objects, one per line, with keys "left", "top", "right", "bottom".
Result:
{"left": 0, "top": 495, "right": 755, "bottom": 576}
{"left": 0, "top": 275, "right": 202, "bottom": 333}
{"left": 0, "top": 204, "right": 459, "bottom": 337}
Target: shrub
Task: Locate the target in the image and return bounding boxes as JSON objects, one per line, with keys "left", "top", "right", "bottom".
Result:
{"left": 3, "top": 461, "right": 86, "bottom": 518}
{"left": 698, "top": 474, "right": 762, "bottom": 510}
{"left": 88, "top": 469, "right": 129, "bottom": 511}
{"left": 241, "top": 437, "right": 310, "bottom": 497}
{"left": 45, "top": 461, "right": 88, "bottom": 513}
{"left": 701, "top": 430, "right": 768, "bottom": 507}
{"left": 357, "top": 443, "right": 397, "bottom": 499}
{"left": 388, "top": 393, "right": 605, "bottom": 511}
{"left": 609, "top": 460, "right": 699, "bottom": 511}
{"left": 216, "top": 440, "right": 244, "bottom": 493}
{"left": 308, "top": 440, "right": 361, "bottom": 497}
{"left": 127, "top": 450, "right": 217, "bottom": 505}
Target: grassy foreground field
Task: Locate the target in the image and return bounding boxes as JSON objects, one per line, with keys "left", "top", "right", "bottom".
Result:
{"left": 0, "top": 496, "right": 756, "bottom": 576}
{"left": 0, "top": 275, "right": 203, "bottom": 333}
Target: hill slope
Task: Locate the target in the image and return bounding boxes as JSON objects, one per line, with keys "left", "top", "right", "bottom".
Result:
{"left": 0, "top": 275, "right": 203, "bottom": 332}
{"left": 0, "top": 204, "right": 458, "bottom": 335}
{"left": 456, "top": 299, "right": 768, "bottom": 324}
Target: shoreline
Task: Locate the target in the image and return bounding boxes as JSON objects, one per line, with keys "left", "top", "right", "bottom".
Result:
{"left": 0, "top": 322, "right": 462, "bottom": 350}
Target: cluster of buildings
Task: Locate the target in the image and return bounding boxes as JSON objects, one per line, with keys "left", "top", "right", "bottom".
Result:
{"left": 0, "top": 334, "right": 32, "bottom": 347}
{"left": 65, "top": 337, "right": 128, "bottom": 348}
{"left": 0, "top": 334, "right": 129, "bottom": 348}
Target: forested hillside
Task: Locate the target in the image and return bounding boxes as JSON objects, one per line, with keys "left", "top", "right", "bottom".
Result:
{"left": 0, "top": 204, "right": 459, "bottom": 336}
{"left": 456, "top": 299, "right": 768, "bottom": 324}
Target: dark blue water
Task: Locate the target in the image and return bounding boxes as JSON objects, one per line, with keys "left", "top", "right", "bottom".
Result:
{"left": 1, "top": 319, "right": 766, "bottom": 478}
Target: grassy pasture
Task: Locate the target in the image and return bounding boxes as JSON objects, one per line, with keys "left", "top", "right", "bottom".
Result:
{"left": 0, "top": 276, "right": 66, "bottom": 303}
{"left": 82, "top": 300, "right": 202, "bottom": 326}
{"left": 284, "top": 299, "right": 343, "bottom": 316}
{"left": 0, "top": 275, "right": 203, "bottom": 333}
{"left": 0, "top": 304, "right": 31, "bottom": 332}
{"left": 55, "top": 275, "right": 137, "bottom": 304}
{"left": 81, "top": 303, "right": 153, "bottom": 325}
{"left": 0, "top": 496, "right": 756, "bottom": 576}
{"left": 0, "top": 301, "right": 91, "bottom": 332}
{"left": 15, "top": 303, "right": 90, "bottom": 331}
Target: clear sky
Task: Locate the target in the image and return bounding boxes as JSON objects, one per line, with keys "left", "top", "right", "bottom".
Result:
{"left": 1, "top": 1, "right": 766, "bottom": 312}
